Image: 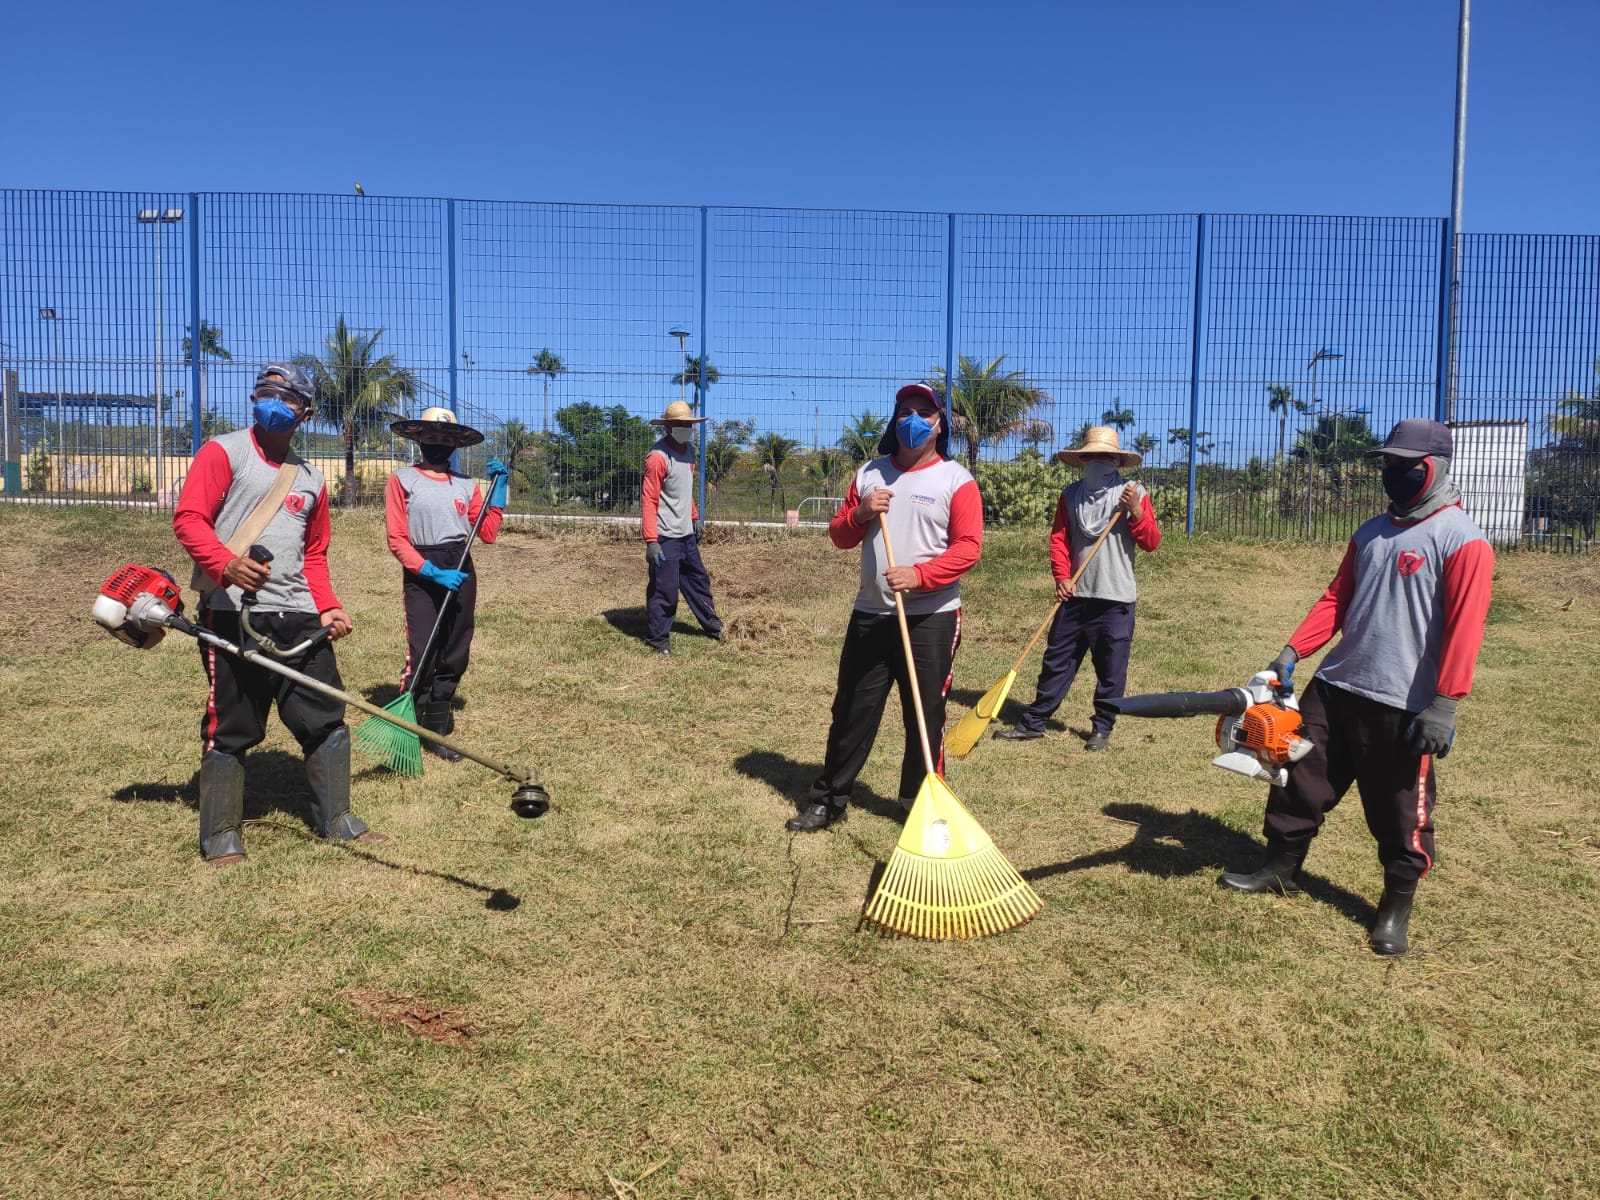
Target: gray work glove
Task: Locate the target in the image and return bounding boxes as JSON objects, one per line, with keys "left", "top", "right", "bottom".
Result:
{"left": 693, "top": 518, "right": 704, "bottom": 543}
{"left": 1406, "top": 694, "right": 1458, "bottom": 758}
{"left": 645, "top": 541, "right": 665, "bottom": 567}
{"left": 1266, "top": 646, "right": 1299, "bottom": 696}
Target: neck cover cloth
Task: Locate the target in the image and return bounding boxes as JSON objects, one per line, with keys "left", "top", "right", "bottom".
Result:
{"left": 1386, "top": 456, "right": 1461, "bottom": 522}
{"left": 1072, "top": 464, "right": 1125, "bottom": 537}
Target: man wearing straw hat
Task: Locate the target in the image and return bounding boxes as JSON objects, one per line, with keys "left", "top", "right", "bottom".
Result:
{"left": 641, "top": 399, "right": 723, "bottom": 655}
{"left": 994, "top": 425, "right": 1160, "bottom": 751}
{"left": 787, "top": 382, "right": 983, "bottom": 832}
{"left": 385, "top": 407, "right": 509, "bottom": 758}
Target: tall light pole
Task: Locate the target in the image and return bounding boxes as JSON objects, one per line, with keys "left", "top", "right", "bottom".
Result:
{"left": 1304, "top": 347, "right": 1344, "bottom": 536}
{"left": 138, "top": 207, "right": 183, "bottom": 501}
{"left": 669, "top": 327, "right": 690, "bottom": 410}
{"left": 38, "top": 308, "right": 67, "bottom": 490}
{"left": 1441, "top": 0, "right": 1471, "bottom": 423}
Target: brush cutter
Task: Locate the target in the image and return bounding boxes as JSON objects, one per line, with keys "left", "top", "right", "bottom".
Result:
{"left": 946, "top": 510, "right": 1124, "bottom": 758}
{"left": 92, "top": 563, "right": 550, "bottom": 818}
{"left": 355, "top": 465, "right": 508, "bottom": 777}
{"left": 1095, "top": 670, "right": 1312, "bottom": 786}
{"left": 860, "top": 517, "right": 1042, "bottom": 940}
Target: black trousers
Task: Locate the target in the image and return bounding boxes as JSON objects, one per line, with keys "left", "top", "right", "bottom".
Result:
{"left": 809, "top": 607, "right": 961, "bottom": 807}
{"left": 1018, "top": 597, "right": 1136, "bottom": 736}
{"left": 400, "top": 543, "right": 477, "bottom": 703}
{"left": 1264, "top": 677, "right": 1438, "bottom": 882}
{"left": 198, "top": 609, "right": 345, "bottom": 757}
{"left": 646, "top": 534, "right": 721, "bottom": 649}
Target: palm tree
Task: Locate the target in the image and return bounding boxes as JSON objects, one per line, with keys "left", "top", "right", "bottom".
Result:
{"left": 1020, "top": 418, "right": 1055, "bottom": 456}
{"left": 1266, "top": 384, "right": 1306, "bottom": 469}
{"left": 182, "top": 321, "right": 232, "bottom": 437}
{"left": 672, "top": 355, "right": 720, "bottom": 394}
{"left": 1547, "top": 358, "right": 1600, "bottom": 448}
{"left": 837, "top": 411, "right": 887, "bottom": 463}
{"left": 927, "top": 354, "right": 1050, "bottom": 471}
{"left": 525, "top": 349, "right": 564, "bottom": 432}
{"left": 497, "top": 419, "right": 538, "bottom": 476}
{"left": 753, "top": 431, "right": 802, "bottom": 514}
{"left": 295, "top": 316, "right": 418, "bottom": 505}
{"left": 1100, "top": 400, "right": 1136, "bottom": 432}
{"left": 805, "top": 447, "right": 849, "bottom": 498}
{"left": 1132, "top": 432, "right": 1159, "bottom": 463}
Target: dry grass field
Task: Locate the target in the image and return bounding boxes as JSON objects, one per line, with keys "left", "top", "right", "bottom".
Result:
{"left": 1, "top": 504, "right": 1597, "bottom": 1199}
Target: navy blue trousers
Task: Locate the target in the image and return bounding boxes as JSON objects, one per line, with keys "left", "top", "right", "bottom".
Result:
{"left": 646, "top": 534, "right": 722, "bottom": 649}
{"left": 1017, "top": 597, "right": 1136, "bottom": 736}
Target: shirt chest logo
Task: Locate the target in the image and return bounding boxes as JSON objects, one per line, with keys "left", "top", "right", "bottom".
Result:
{"left": 454, "top": 498, "right": 469, "bottom": 517}
{"left": 284, "top": 492, "right": 307, "bottom": 516}
{"left": 1396, "top": 550, "right": 1427, "bottom": 577}
{"left": 910, "top": 492, "right": 938, "bottom": 508}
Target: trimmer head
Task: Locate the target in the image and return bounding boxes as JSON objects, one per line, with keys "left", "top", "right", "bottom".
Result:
{"left": 510, "top": 783, "right": 550, "bottom": 820}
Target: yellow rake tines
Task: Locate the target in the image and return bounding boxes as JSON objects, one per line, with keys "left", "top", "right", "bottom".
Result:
{"left": 863, "top": 773, "right": 1042, "bottom": 939}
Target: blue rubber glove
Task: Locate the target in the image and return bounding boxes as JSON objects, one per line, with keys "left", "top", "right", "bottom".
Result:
{"left": 486, "top": 458, "right": 510, "bottom": 508}
{"left": 1267, "top": 646, "right": 1298, "bottom": 698}
{"left": 419, "top": 560, "right": 468, "bottom": 592}
{"left": 1406, "top": 694, "right": 1457, "bottom": 758}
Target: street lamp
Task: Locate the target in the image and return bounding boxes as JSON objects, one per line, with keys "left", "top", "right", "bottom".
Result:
{"left": 137, "top": 207, "right": 184, "bottom": 501}
{"left": 39, "top": 307, "right": 74, "bottom": 490}
{"left": 461, "top": 352, "right": 472, "bottom": 406}
{"left": 1303, "top": 348, "right": 1345, "bottom": 537}
{"left": 669, "top": 327, "right": 691, "bottom": 410}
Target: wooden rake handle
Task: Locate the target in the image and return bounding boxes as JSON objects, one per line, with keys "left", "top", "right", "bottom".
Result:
{"left": 1008, "top": 509, "right": 1125, "bottom": 672}
{"left": 878, "top": 517, "right": 939, "bottom": 779}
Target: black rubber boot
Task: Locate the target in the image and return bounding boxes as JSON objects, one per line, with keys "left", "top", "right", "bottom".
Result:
{"left": 306, "top": 728, "right": 378, "bottom": 840}
{"left": 198, "top": 750, "right": 247, "bottom": 864}
{"left": 1217, "top": 840, "right": 1307, "bottom": 895}
{"left": 1369, "top": 875, "right": 1418, "bottom": 956}
{"left": 419, "top": 700, "right": 462, "bottom": 762}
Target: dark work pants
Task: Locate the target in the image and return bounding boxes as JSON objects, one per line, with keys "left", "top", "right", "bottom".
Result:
{"left": 1018, "top": 598, "right": 1135, "bottom": 736}
{"left": 400, "top": 542, "right": 478, "bottom": 703}
{"left": 199, "top": 610, "right": 346, "bottom": 757}
{"left": 809, "top": 607, "right": 961, "bottom": 808}
{"left": 646, "top": 534, "right": 722, "bottom": 649}
{"left": 1264, "top": 677, "right": 1438, "bottom": 882}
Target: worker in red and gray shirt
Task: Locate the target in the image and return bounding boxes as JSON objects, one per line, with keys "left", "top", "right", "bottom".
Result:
{"left": 994, "top": 425, "right": 1160, "bottom": 750}
{"left": 641, "top": 399, "right": 723, "bottom": 655}
{"left": 173, "top": 363, "right": 383, "bottom": 864}
{"left": 788, "top": 382, "right": 983, "bottom": 832}
{"left": 385, "top": 407, "right": 507, "bottom": 759}
{"left": 1218, "top": 418, "right": 1494, "bottom": 956}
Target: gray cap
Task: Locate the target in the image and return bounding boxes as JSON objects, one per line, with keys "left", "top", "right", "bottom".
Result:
{"left": 1365, "top": 418, "right": 1453, "bottom": 460}
{"left": 253, "top": 362, "right": 315, "bottom": 403}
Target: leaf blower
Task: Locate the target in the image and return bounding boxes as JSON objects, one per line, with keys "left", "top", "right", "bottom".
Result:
{"left": 92, "top": 562, "right": 551, "bottom": 818}
{"left": 1095, "top": 670, "right": 1313, "bottom": 787}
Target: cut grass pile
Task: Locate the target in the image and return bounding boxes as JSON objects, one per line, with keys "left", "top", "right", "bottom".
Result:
{"left": 0, "top": 505, "right": 1597, "bottom": 1199}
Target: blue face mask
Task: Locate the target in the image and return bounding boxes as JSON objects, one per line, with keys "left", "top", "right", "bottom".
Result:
{"left": 896, "top": 412, "right": 935, "bottom": 451}
{"left": 252, "top": 397, "right": 300, "bottom": 434}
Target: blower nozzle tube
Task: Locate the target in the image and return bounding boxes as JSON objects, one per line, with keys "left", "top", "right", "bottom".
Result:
{"left": 1096, "top": 688, "right": 1252, "bottom": 719}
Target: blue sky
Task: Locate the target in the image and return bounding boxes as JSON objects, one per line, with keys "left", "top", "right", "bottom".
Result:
{"left": 2, "top": 0, "right": 1596, "bottom": 233}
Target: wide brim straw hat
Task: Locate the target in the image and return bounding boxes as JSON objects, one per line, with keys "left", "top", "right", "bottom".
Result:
{"left": 649, "top": 399, "right": 708, "bottom": 426}
{"left": 390, "top": 406, "right": 485, "bottom": 448}
{"left": 1056, "top": 425, "right": 1141, "bottom": 468}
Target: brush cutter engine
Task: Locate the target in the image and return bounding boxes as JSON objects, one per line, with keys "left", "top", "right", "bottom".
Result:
{"left": 1098, "top": 670, "right": 1313, "bottom": 787}
{"left": 93, "top": 564, "right": 190, "bottom": 648}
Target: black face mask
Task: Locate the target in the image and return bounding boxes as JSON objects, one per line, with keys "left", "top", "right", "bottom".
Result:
{"left": 420, "top": 443, "right": 454, "bottom": 466}
{"left": 1382, "top": 459, "right": 1429, "bottom": 506}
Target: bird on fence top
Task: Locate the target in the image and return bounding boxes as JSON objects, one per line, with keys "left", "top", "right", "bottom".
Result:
{"left": 354, "top": 183, "right": 365, "bottom": 196}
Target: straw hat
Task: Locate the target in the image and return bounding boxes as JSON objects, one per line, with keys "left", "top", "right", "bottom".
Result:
{"left": 1055, "top": 425, "right": 1141, "bottom": 468}
{"left": 390, "top": 406, "right": 485, "bottom": 448}
{"left": 649, "top": 399, "right": 707, "bottom": 426}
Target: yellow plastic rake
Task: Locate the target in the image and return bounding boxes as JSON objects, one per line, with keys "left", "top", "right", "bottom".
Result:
{"left": 861, "top": 518, "right": 1042, "bottom": 940}
{"left": 945, "top": 510, "right": 1124, "bottom": 759}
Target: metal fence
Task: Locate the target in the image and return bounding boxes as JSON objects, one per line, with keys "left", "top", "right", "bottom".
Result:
{"left": 3, "top": 189, "right": 1596, "bottom": 548}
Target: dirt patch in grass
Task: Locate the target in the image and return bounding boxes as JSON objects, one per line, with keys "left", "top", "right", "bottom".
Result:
{"left": 345, "top": 987, "right": 476, "bottom": 1048}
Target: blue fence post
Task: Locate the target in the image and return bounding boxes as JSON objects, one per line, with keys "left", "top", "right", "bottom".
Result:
{"left": 446, "top": 199, "right": 458, "bottom": 410}
{"left": 1186, "top": 214, "right": 1208, "bottom": 536}
{"left": 1433, "top": 218, "right": 1451, "bottom": 424}
{"left": 946, "top": 213, "right": 957, "bottom": 430}
{"left": 697, "top": 206, "right": 709, "bottom": 520}
{"left": 187, "top": 193, "right": 202, "bottom": 454}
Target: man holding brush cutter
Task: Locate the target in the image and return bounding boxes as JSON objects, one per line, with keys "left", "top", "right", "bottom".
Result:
{"left": 787, "top": 382, "right": 982, "bottom": 833}
{"left": 383, "top": 408, "right": 508, "bottom": 761}
{"left": 993, "top": 426, "right": 1160, "bottom": 751}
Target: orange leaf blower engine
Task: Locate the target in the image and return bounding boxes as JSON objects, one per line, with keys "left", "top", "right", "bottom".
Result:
{"left": 1097, "top": 671, "right": 1313, "bottom": 786}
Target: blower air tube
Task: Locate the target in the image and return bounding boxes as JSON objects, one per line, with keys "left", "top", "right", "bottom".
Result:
{"left": 1096, "top": 688, "right": 1251, "bottom": 719}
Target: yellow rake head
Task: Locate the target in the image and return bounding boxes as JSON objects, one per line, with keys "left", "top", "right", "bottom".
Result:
{"left": 945, "top": 669, "right": 1016, "bottom": 759}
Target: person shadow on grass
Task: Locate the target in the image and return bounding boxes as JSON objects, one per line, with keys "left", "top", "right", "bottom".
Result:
{"left": 602, "top": 606, "right": 717, "bottom": 649}
{"left": 1023, "top": 801, "right": 1374, "bottom": 930}
{"left": 732, "top": 749, "right": 906, "bottom": 825}
{"left": 111, "top": 750, "right": 520, "bottom": 910}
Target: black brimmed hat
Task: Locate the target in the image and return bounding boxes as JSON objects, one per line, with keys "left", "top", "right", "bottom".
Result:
{"left": 1366, "top": 418, "right": 1453, "bottom": 460}
{"left": 390, "top": 406, "right": 485, "bottom": 449}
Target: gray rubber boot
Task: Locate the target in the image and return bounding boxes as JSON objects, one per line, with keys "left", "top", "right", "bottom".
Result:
{"left": 1217, "top": 840, "right": 1307, "bottom": 895}
{"left": 198, "top": 750, "right": 247, "bottom": 863}
{"left": 305, "top": 727, "right": 370, "bottom": 840}
{"left": 1369, "top": 874, "right": 1418, "bottom": 956}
